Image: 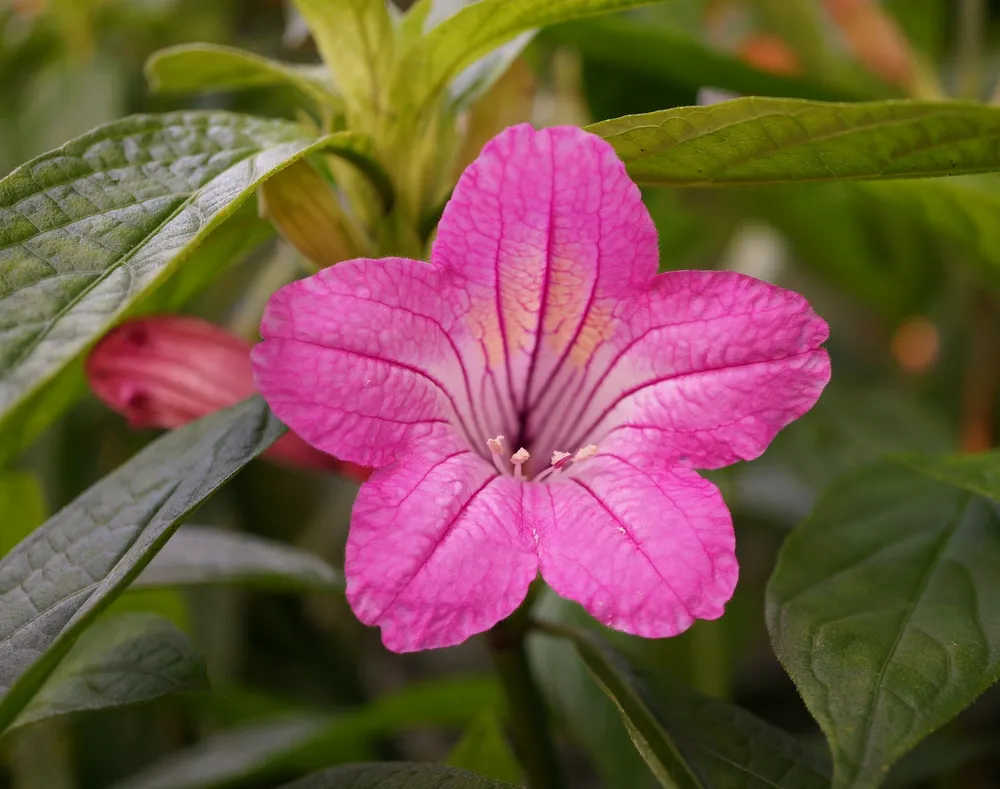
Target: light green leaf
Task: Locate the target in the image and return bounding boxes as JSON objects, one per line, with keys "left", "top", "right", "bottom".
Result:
{"left": 291, "top": 0, "right": 394, "bottom": 120}
{"left": 589, "top": 98, "right": 1000, "bottom": 185}
{"left": 11, "top": 613, "right": 209, "bottom": 730}
{"left": 132, "top": 525, "right": 343, "bottom": 593}
{"left": 0, "top": 114, "right": 387, "bottom": 464}
{"left": 392, "top": 0, "right": 664, "bottom": 118}
{"left": 145, "top": 44, "right": 342, "bottom": 114}
{"left": 545, "top": 17, "right": 880, "bottom": 102}
{"left": 561, "top": 626, "right": 832, "bottom": 788}
{"left": 277, "top": 763, "right": 518, "bottom": 789}
{"left": 0, "top": 397, "right": 284, "bottom": 734}
{"left": 447, "top": 713, "right": 522, "bottom": 784}
{"left": 113, "top": 676, "right": 502, "bottom": 789}
{"left": 0, "top": 472, "right": 45, "bottom": 557}
{"left": 766, "top": 453, "right": 1000, "bottom": 788}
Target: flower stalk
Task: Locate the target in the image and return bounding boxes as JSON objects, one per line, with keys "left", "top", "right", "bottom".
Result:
{"left": 485, "top": 595, "right": 565, "bottom": 789}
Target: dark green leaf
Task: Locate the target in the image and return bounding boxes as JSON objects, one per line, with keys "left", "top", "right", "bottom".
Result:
{"left": 145, "top": 44, "right": 342, "bottom": 114}
{"left": 393, "top": 0, "right": 664, "bottom": 118}
{"left": 11, "top": 613, "right": 209, "bottom": 730}
{"left": 545, "top": 17, "right": 879, "bottom": 102}
{"left": 277, "top": 763, "right": 519, "bottom": 789}
{"left": 113, "top": 677, "right": 502, "bottom": 789}
{"left": 0, "top": 113, "right": 385, "bottom": 463}
{"left": 0, "top": 397, "right": 284, "bottom": 734}
{"left": 766, "top": 453, "right": 1000, "bottom": 788}
{"left": 589, "top": 98, "right": 1000, "bottom": 185}
{"left": 0, "top": 472, "right": 45, "bottom": 557}
{"left": 447, "top": 713, "right": 522, "bottom": 784}
{"left": 133, "top": 525, "right": 342, "bottom": 593}
{"left": 560, "top": 626, "right": 830, "bottom": 788}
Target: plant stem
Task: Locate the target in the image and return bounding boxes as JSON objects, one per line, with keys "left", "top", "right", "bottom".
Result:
{"left": 957, "top": 0, "right": 986, "bottom": 100}
{"left": 486, "top": 605, "right": 565, "bottom": 789}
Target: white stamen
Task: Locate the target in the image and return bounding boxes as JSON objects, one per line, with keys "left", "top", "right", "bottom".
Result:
{"left": 550, "top": 451, "right": 572, "bottom": 466}
{"left": 511, "top": 447, "right": 530, "bottom": 479}
{"left": 487, "top": 435, "right": 507, "bottom": 474}
{"left": 573, "top": 444, "right": 598, "bottom": 463}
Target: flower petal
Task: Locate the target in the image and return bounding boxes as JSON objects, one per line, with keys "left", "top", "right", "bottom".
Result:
{"left": 346, "top": 427, "right": 538, "bottom": 652}
{"left": 252, "top": 257, "right": 484, "bottom": 467}
{"left": 431, "top": 124, "right": 658, "bottom": 456}
{"left": 543, "top": 270, "right": 830, "bottom": 469}
{"left": 532, "top": 454, "right": 737, "bottom": 638}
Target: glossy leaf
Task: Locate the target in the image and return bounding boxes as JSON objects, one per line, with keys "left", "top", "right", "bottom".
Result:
{"left": 114, "top": 677, "right": 502, "bottom": 789}
{"left": 0, "top": 113, "right": 386, "bottom": 464}
{"left": 392, "top": 0, "right": 663, "bottom": 117}
{"left": 447, "top": 713, "right": 522, "bottom": 784}
{"left": 277, "top": 763, "right": 518, "bottom": 789}
{"left": 133, "top": 525, "right": 343, "bottom": 593}
{"left": 0, "top": 397, "right": 284, "bottom": 733}
{"left": 0, "top": 472, "right": 45, "bottom": 557}
{"left": 12, "top": 613, "right": 209, "bottom": 730}
{"left": 562, "top": 627, "right": 833, "bottom": 788}
{"left": 589, "top": 98, "right": 1000, "bottom": 185}
{"left": 145, "top": 44, "right": 342, "bottom": 114}
{"left": 546, "top": 17, "right": 878, "bottom": 102}
{"left": 767, "top": 453, "right": 1000, "bottom": 788}
{"left": 291, "top": 0, "right": 394, "bottom": 120}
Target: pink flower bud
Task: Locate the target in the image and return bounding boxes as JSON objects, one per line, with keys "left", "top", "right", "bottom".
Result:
{"left": 86, "top": 316, "right": 370, "bottom": 481}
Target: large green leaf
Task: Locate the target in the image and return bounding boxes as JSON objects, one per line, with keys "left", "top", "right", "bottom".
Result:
{"left": 589, "top": 98, "right": 1000, "bottom": 185}
{"left": 558, "top": 626, "right": 831, "bottom": 788}
{"left": 392, "top": 0, "right": 665, "bottom": 118}
{"left": 11, "top": 613, "right": 209, "bottom": 730}
{"left": 0, "top": 472, "right": 45, "bottom": 557}
{"left": 114, "top": 677, "right": 503, "bottom": 789}
{"left": 291, "top": 0, "right": 394, "bottom": 120}
{"left": 133, "top": 525, "right": 343, "bottom": 593}
{"left": 0, "top": 114, "right": 385, "bottom": 464}
{"left": 145, "top": 44, "right": 342, "bottom": 116}
{"left": 766, "top": 453, "right": 1000, "bottom": 788}
{"left": 0, "top": 397, "right": 284, "bottom": 734}
{"left": 545, "top": 17, "right": 879, "bottom": 102}
{"left": 277, "top": 764, "right": 518, "bottom": 789}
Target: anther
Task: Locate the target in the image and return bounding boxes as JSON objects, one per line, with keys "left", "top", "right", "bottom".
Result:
{"left": 487, "top": 435, "right": 508, "bottom": 475}
{"left": 511, "top": 447, "right": 530, "bottom": 480}
{"left": 573, "top": 444, "right": 598, "bottom": 463}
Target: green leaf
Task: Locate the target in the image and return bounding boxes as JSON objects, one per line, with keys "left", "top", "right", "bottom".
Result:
{"left": 0, "top": 472, "right": 45, "bottom": 557}
{"left": 113, "top": 676, "right": 502, "bottom": 789}
{"left": 132, "top": 525, "right": 343, "bottom": 593}
{"left": 291, "top": 0, "right": 394, "bottom": 120}
{"left": 0, "top": 397, "right": 284, "bottom": 734}
{"left": 392, "top": 0, "right": 664, "bottom": 118}
{"left": 588, "top": 98, "right": 1000, "bottom": 185}
{"left": 0, "top": 114, "right": 387, "bottom": 463}
{"left": 559, "top": 626, "right": 831, "bottom": 788}
{"left": 11, "top": 613, "right": 209, "bottom": 730}
{"left": 766, "top": 453, "right": 1000, "bottom": 788}
{"left": 545, "top": 17, "right": 880, "bottom": 103}
{"left": 277, "top": 763, "right": 519, "bottom": 789}
{"left": 447, "top": 713, "right": 522, "bottom": 784}
{"left": 145, "top": 44, "right": 342, "bottom": 115}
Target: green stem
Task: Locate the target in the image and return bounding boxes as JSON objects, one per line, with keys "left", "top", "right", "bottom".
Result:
{"left": 957, "top": 0, "right": 986, "bottom": 100}
{"left": 486, "top": 603, "right": 565, "bottom": 789}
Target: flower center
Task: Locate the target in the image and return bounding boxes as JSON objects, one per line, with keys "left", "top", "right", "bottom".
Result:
{"left": 486, "top": 435, "right": 597, "bottom": 482}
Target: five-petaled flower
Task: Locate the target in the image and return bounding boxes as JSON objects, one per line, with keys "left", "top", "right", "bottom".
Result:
{"left": 252, "top": 125, "right": 830, "bottom": 652}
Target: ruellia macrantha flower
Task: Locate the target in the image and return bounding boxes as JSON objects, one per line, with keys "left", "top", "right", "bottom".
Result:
{"left": 252, "top": 125, "right": 830, "bottom": 652}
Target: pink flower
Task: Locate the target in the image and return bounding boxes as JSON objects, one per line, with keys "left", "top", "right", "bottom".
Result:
{"left": 252, "top": 125, "right": 830, "bottom": 652}
{"left": 86, "top": 316, "right": 370, "bottom": 480}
